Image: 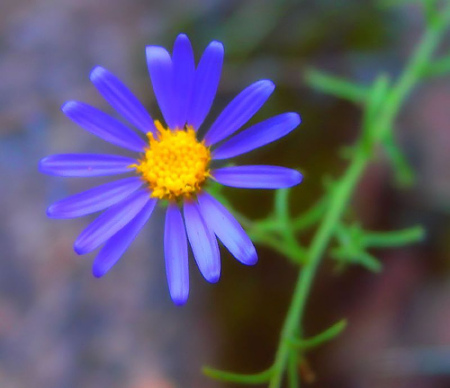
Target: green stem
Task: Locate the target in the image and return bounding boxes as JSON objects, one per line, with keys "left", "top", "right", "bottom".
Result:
{"left": 292, "top": 198, "right": 328, "bottom": 231}
{"left": 287, "top": 351, "right": 300, "bottom": 388}
{"left": 376, "top": 5, "right": 450, "bottom": 139}
{"left": 275, "top": 189, "right": 308, "bottom": 262}
{"left": 269, "top": 152, "right": 367, "bottom": 388}
{"left": 268, "top": 6, "right": 450, "bottom": 386}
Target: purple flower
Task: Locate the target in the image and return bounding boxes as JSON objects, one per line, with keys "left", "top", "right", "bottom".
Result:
{"left": 39, "top": 34, "right": 302, "bottom": 305}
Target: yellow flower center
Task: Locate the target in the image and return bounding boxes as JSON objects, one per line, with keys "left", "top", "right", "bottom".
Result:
{"left": 134, "top": 121, "right": 211, "bottom": 200}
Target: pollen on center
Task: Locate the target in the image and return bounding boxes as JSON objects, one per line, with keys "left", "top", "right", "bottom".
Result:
{"left": 134, "top": 120, "right": 211, "bottom": 200}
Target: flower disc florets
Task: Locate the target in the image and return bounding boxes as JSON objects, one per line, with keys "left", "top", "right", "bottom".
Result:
{"left": 134, "top": 120, "right": 211, "bottom": 200}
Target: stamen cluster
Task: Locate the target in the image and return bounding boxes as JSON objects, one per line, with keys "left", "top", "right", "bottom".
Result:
{"left": 135, "top": 121, "right": 211, "bottom": 200}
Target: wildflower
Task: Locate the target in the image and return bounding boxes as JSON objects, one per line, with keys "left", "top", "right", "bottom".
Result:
{"left": 39, "top": 34, "right": 302, "bottom": 305}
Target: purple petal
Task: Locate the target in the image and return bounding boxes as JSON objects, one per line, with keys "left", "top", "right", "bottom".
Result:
{"left": 47, "top": 177, "right": 143, "bottom": 218}
{"left": 74, "top": 189, "right": 150, "bottom": 255}
{"left": 90, "top": 66, "right": 156, "bottom": 134}
{"left": 187, "top": 41, "right": 224, "bottom": 130}
{"left": 204, "top": 80, "right": 275, "bottom": 146}
{"left": 39, "top": 154, "right": 136, "bottom": 177}
{"left": 164, "top": 203, "right": 189, "bottom": 305}
{"left": 213, "top": 112, "right": 301, "bottom": 160}
{"left": 171, "top": 34, "right": 195, "bottom": 129}
{"left": 146, "top": 46, "right": 176, "bottom": 129}
{"left": 197, "top": 192, "right": 257, "bottom": 265}
{"left": 213, "top": 166, "right": 302, "bottom": 189}
{"left": 183, "top": 200, "right": 220, "bottom": 283}
{"left": 62, "top": 101, "right": 146, "bottom": 152}
{"left": 92, "top": 199, "right": 157, "bottom": 277}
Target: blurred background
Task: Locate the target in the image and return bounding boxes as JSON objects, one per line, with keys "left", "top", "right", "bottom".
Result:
{"left": 1, "top": 0, "right": 450, "bottom": 387}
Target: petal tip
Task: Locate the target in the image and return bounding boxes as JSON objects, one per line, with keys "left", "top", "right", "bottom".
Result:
{"left": 244, "top": 251, "right": 258, "bottom": 266}
{"left": 206, "top": 271, "right": 221, "bottom": 284}
{"left": 175, "top": 33, "right": 189, "bottom": 41}
{"left": 92, "top": 265, "right": 106, "bottom": 278}
{"left": 289, "top": 112, "right": 302, "bottom": 127}
{"left": 259, "top": 79, "right": 275, "bottom": 92}
{"left": 38, "top": 157, "right": 49, "bottom": 173}
{"left": 61, "top": 100, "right": 77, "bottom": 114}
{"left": 208, "top": 40, "right": 224, "bottom": 52}
{"left": 73, "top": 241, "right": 87, "bottom": 256}
{"left": 46, "top": 205, "right": 56, "bottom": 218}
{"left": 89, "top": 66, "right": 106, "bottom": 82}
{"left": 145, "top": 45, "right": 156, "bottom": 57}
{"left": 171, "top": 293, "right": 189, "bottom": 306}
{"left": 146, "top": 45, "right": 166, "bottom": 57}
{"left": 293, "top": 170, "right": 303, "bottom": 185}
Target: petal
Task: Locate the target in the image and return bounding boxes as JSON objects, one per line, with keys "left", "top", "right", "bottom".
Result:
{"left": 183, "top": 200, "right": 220, "bottom": 283}
{"left": 197, "top": 192, "right": 257, "bottom": 265}
{"left": 187, "top": 41, "right": 224, "bottom": 130}
{"left": 213, "top": 112, "right": 301, "bottom": 160}
{"left": 146, "top": 46, "right": 176, "bottom": 129}
{"left": 213, "top": 165, "right": 303, "bottom": 189}
{"left": 90, "top": 66, "right": 156, "bottom": 134}
{"left": 92, "top": 198, "right": 157, "bottom": 277}
{"left": 39, "top": 154, "right": 136, "bottom": 177}
{"left": 204, "top": 80, "right": 275, "bottom": 146}
{"left": 62, "top": 101, "right": 146, "bottom": 152}
{"left": 164, "top": 203, "right": 189, "bottom": 305}
{"left": 74, "top": 189, "right": 150, "bottom": 255}
{"left": 47, "top": 177, "right": 143, "bottom": 218}
{"left": 171, "top": 34, "right": 195, "bottom": 129}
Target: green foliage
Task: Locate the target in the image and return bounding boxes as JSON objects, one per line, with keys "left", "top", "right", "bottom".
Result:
{"left": 305, "top": 69, "right": 368, "bottom": 104}
{"left": 202, "top": 366, "right": 273, "bottom": 384}
{"left": 205, "top": 2, "right": 450, "bottom": 386}
{"left": 331, "top": 223, "right": 425, "bottom": 272}
{"left": 289, "top": 319, "right": 347, "bottom": 350}
{"left": 422, "top": 55, "right": 450, "bottom": 77}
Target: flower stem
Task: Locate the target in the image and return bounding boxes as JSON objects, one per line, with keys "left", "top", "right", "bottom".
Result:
{"left": 268, "top": 5, "right": 450, "bottom": 386}
{"left": 269, "top": 150, "right": 367, "bottom": 388}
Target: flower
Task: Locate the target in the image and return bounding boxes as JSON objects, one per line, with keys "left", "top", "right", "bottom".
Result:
{"left": 39, "top": 34, "right": 302, "bottom": 305}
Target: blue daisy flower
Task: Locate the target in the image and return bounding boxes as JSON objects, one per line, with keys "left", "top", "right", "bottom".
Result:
{"left": 39, "top": 34, "right": 302, "bottom": 305}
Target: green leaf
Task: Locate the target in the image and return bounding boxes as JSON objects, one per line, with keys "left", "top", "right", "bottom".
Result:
{"left": 304, "top": 68, "right": 368, "bottom": 103}
{"left": 333, "top": 222, "right": 363, "bottom": 252}
{"left": 362, "top": 225, "right": 425, "bottom": 247}
{"left": 203, "top": 366, "right": 273, "bottom": 384}
{"left": 422, "top": 55, "right": 450, "bottom": 78}
{"left": 354, "top": 251, "right": 383, "bottom": 272}
{"left": 383, "top": 130, "right": 416, "bottom": 187}
{"left": 331, "top": 247, "right": 383, "bottom": 272}
{"left": 422, "top": 0, "right": 440, "bottom": 26}
{"left": 289, "top": 319, "right": 347, "bottom": 350}
{"left": 248, "top": 229, "right": 306, "bottom": 264}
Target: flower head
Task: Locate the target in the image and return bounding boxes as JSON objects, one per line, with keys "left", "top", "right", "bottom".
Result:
{"left": 39, "top": 34, "right": 302, "bottom": 305}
